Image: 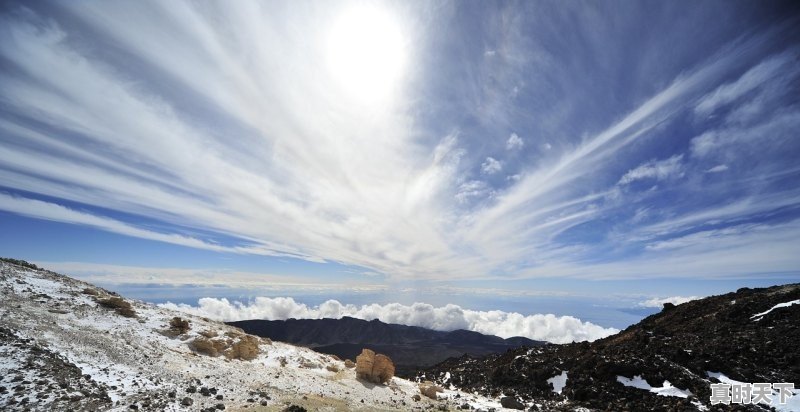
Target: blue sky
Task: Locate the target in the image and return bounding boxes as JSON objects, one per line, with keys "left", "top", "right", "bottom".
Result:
{"left": 1, "top": 1, "right": 799, "bottom": 336}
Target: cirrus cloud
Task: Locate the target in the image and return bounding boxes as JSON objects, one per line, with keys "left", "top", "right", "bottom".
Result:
{"left": 0, "top": 2, "right": 798, "bottom": 285}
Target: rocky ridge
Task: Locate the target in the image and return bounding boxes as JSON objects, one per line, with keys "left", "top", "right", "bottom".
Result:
{"left": 0, "top": 260, "right": 523, "bottom": 411}
{"left": 420, "top": 284, "right": 800, "bottom": 411}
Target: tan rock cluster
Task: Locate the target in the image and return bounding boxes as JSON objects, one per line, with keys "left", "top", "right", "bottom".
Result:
{"left": 355, "top": 348, "right": 395, "bottom": 384}
{"left": 418, "top": 381, "right": 443, "bottom": 399}
{"left": 188, "top": 332, "right": 261, "bottom": 360}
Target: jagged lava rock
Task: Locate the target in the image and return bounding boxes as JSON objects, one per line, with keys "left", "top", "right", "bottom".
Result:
{"left": 420, "top": 283, "right": 800, "bottom": 412}
{"left": 500, "top": 396, "right": 525, "bottom": 410}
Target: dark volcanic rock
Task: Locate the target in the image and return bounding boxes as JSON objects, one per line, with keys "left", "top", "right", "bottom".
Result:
{"left": 0, "top": 326, "right": 112, "bottom": 411}
{"left": 500, "top": 396, "right": 525, "bottom": 409}
{"left": 419, "top": 283, "right": 800, "bottom": 412}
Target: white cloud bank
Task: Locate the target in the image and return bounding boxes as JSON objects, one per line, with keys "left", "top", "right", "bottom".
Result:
{"left": 161, "top": 297, "right": 619, "bottom": 344}
{"left": 639, "top": 296, "right": 701, "bottom": 308}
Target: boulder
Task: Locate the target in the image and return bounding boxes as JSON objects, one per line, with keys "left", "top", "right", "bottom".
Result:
{"left": 344, "top": 359, "right": 355, "bottom": 368}
{"left": 500, "top": 396, "right": 525, "bottom": 410}
{"left": 419, "top": 381, "right": 443, "bottom": 400}
{"left": 355, "top": 349, "right": 395, "bottom": 384}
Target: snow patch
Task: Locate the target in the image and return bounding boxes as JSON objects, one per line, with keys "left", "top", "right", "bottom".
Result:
{"left": 775, "top": 389, "right": 800, "bottom": 412}
{"left": 750, "top": 299, "right": 800, "bottom": 321}
{"left": 706, "top": 371, "right": 745, "bottom": 386}
{"left": 547, "top": 371, "right": 568, "bottom": 394}
{"left": 434, "top": 387, "right": 506, "bottom": 411}
{"left": 617, "top": 375, "right": 692, "bottom": 398}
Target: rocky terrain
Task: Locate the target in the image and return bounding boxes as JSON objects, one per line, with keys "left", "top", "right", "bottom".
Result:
{"left": 420, "top": 284, "right": 800, "bottom": 411}
{"left": 3, "top": 257, "right": 797, "bottom": 411}
{"left": 229, "top": 317, "right": 543, "bottom": 377}
{"left": 0, "top": 259, "right": 527, "bottom": 411}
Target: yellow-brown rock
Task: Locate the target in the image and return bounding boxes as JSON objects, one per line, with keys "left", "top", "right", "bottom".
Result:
{"left": 355, "top": 348, "right": 395, "bottom": 384}
{"left": 419, "top": 381, "right": 443, "bottom": 399}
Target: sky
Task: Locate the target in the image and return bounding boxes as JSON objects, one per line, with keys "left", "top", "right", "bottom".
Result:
{"left": 1, "top": 1, "right": 799, "bottom": 341}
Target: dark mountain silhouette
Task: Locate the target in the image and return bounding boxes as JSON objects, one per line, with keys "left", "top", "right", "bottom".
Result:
{"left": 227, "top": 316, "right": 544, "bottom": 376}
{"left": 420, "top": 283, "right": 800, "bottom": 411}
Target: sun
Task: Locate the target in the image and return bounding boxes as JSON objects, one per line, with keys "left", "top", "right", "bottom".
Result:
{"left": 326, "top": 5, "right": 407, "bottom": 103}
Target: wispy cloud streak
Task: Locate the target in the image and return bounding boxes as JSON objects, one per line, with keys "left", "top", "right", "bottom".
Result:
{"left": 0, "top": 2, "right": 798, "bottom": 282}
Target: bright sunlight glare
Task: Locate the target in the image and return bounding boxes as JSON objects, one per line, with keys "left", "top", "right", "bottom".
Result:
{"left": 326, "top": 5, "right": 407, "bottom": 103}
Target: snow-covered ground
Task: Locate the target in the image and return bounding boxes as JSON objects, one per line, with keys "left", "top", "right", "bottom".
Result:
{"left": 0, "top": 262, "right": 524, "bottom": 411}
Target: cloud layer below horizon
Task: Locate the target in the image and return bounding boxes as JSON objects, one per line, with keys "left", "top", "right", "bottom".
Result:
{"left": 160, "top": 297, "right": 619, "bottom": 344}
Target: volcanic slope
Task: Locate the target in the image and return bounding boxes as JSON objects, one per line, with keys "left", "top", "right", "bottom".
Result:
{"left": 421, "top": 284, "right": 800, "bottom": 411}
{"left": 0, "top": 259, "right": 523, "bottom": 412}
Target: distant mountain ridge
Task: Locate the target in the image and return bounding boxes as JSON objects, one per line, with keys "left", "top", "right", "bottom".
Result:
{"left": 228, "top": 316, "right": 544, "bottom": 376}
